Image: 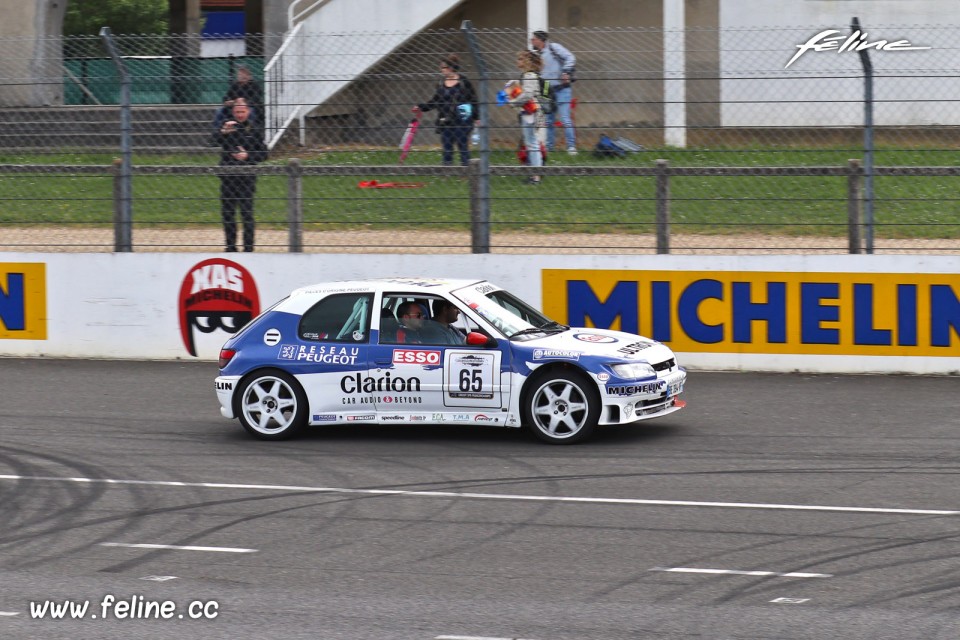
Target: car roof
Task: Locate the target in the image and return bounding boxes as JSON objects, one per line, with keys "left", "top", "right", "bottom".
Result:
{"left": 288, "top": 278, "right": 487, "bottom": 299}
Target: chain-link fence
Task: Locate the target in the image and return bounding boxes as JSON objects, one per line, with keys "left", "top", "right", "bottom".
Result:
{"left": 1, "top": 25, "right": 959, "bottom": 253}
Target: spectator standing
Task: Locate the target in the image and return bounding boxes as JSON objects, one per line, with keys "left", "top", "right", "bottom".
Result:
{"left": 213, "top": 65, "right": 264, "bottom": 134}
{"left": 224, "top": 65, "right": 264, "bottom": 121}
{"left": 530, "top": 30, "right": 577, "bottom": 155}
{"left": 413, "top": 54, "right": 480, "bottom": 166}
{"left": 507, "top": 50, "right": 546, "bottom": 185}
{"left": 212, "top": 98, "right": 268, "bottom": 252}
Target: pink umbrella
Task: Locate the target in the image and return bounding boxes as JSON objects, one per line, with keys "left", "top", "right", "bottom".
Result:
{"left": 398, "top": 112, "right": 422, "bottom": 164}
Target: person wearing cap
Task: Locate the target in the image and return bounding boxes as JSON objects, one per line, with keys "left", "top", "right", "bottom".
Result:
{"left": 412, "top": 54, "right": 480, "bottom": 166}
{"left": 530, "top": 30, "right": 578, "bottom": 155}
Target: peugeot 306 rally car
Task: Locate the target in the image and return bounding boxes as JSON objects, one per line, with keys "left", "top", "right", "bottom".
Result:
{"left": 215, "top": 278, "right": 686, "bottom": 444}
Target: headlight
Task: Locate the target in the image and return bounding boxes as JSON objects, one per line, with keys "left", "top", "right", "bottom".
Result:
{"left": 610, "top": 362, "right": 656, "bottom": 379}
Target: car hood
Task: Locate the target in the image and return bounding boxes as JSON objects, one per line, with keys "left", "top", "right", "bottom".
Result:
{"left": 520, "top": 328, "right": 676, "bottom": 365}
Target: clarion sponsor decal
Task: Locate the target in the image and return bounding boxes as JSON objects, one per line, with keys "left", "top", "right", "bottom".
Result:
{"left": 340, "top": 372, "right": 421, "bottom": 393}
{"left": 392, "top": 348, "right": 441, "bottom": 365}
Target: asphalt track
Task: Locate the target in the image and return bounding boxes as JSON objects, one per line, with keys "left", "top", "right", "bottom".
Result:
{"left": 0, "top": 358, "right": 959, "bottom": 639}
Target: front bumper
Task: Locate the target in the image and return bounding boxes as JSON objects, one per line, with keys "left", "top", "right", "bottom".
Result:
{"left": 600, "top": 368, "right": 686, "bottom": 425}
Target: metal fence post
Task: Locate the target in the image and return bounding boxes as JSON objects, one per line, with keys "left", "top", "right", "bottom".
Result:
{"left": 462, "top": 20, "right": 490, "bottom": 253}
{"left": 852, "top": 17, "right": 875, "bottom": 254}
{"left": 468, "top": 159, "right": 488, "bottom": 253}
{"left": 847, "top": 159, "right": 863, "bottom": 254}
{"left": 287, "top": 158, "right": 303, "bottom": 252}
{"left": 655, "top": 159, "right": 671, "bottom": 254}
{"left": 99, "top": 27, "right": 133, "bottom": 252}
{"left": 111, "top": 158, "right": 122, "bottom": 244}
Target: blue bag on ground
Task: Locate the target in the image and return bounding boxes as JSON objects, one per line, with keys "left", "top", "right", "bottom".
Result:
{"left": 593, "top": 134, "right": 627, "bottom": 158}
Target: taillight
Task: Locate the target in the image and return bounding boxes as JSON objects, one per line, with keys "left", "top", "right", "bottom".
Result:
{"left": 218, "top": 349, "right": 236, "bottom": 369}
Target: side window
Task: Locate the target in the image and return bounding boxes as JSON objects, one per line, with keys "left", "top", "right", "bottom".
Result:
{"left": 300, "top": 293, "right": 372, "bottom": 343}
{"left": 381, "top": 294, "right": 437, "bottom": 345}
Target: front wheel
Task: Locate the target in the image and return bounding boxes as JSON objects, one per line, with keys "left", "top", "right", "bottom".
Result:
{"left": 522, "top": 371, "right": 599, "bottom": 444}
{"left": 235, "top": 370, "right": 308, "bottom": 440}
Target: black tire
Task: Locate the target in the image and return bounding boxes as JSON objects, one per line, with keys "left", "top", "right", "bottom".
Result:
{"left": 522, "top": 371, "right": 600, "bottom": 444}
{"left": 234, "top": 369, "right": 308, "bottom": 440}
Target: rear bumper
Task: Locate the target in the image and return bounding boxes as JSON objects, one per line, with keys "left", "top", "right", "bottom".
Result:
{"left": 215, "top": 376, "right": 240, "bottom": 419}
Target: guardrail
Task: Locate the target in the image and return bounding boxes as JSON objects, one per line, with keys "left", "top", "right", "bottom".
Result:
{"left": 0, "top": 159, "right": 918, "bottom": 254}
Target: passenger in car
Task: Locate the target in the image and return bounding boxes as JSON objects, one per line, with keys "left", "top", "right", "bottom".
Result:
{"left": 425, "top": 298, "right": 467, "bottom": 344}
{"left": 396, "top": 301, "right": 427, "bottom": 344}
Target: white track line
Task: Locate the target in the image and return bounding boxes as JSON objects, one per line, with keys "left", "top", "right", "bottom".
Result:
{"left": 436, "top": 636, "right": 538, "bottom": 640}
{"left": 0, "top": 612, "right": 20, "bottom": 617}
{"left": 435, "top": 636, "right": 520, "bottom": 640}
{"left": 653, "top": 567, "right": 832, "bottom": 578}
{"left": 100, "top": 542, "right": 256, "bottom": 553}
{"left": 0, "top": 474, "right": 956, "bottom": 516}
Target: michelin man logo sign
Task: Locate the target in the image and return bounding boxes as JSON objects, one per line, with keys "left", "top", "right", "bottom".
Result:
{"left": 179, "top": 258, "right": 260, "bottom": 357}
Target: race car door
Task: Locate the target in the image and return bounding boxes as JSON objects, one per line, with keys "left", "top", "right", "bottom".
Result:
{"left": 442, "top": 348, "right": 504, "bottom": 410}
{"left": 372, "top": 294, "right": 507, "bottom": 417}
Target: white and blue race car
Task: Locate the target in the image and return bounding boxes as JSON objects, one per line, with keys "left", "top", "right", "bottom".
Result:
{"left": 215, "top": 278, "right": 686, "bottom": 444}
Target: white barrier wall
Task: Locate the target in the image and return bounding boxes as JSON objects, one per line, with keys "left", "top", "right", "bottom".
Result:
{"left": 1, "top": 252, "right": 959, "bottom": 374}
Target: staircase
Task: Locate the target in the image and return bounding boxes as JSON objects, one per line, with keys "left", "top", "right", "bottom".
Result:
{"left": 264, "top": 0, "right": 465, "bottom": 149}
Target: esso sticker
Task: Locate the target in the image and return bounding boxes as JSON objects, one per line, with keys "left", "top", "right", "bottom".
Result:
{"left": 597, "top": 372, "right": 610, "bottom": 382}
{"left": 392, "top": 349, "right": 441, "bottom": 365}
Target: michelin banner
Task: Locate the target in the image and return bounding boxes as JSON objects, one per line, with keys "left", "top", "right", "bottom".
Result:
{"left": 542, "top": 269, "right": 960, "bottom": 358}
{"left": 0, "top": 262, "right": 46, "bottom": 341}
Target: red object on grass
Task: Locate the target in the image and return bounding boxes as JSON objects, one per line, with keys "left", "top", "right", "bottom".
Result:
{"left": 357, "top": 180, "right": 425, "bottom": 189}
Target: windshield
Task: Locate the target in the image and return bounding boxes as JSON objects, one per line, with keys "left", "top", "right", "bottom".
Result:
{"left": 450, "top": 283, "right": 562, "bottom": 339}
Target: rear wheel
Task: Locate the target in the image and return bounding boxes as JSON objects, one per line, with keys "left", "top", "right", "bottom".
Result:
{"left": 235, "top": 370, "right": 308, "bottom": 440}
{"left": 522, "top": 371, "right": 599, "bottom": 444}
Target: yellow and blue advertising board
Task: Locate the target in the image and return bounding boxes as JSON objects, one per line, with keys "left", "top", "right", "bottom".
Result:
{"left": 543, "top": 270, "right": 960, "bottom": 357}
{"left": 0, "top": 263, "right": 47, "bottom": 340}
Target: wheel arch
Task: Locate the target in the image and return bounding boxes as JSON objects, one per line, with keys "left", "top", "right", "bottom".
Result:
{"left": 232, "top": 366, "right": 309, "bottom": 419}
{"left": 519, "top": 361, "right": 598, "bottom": 411}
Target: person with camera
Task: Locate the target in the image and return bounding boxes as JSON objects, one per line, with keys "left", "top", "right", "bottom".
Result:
{"left": 530, "top": 30, "right": 578, "bottom": 155}
{"left": 212, "top": 98, "right": 267, "bottom": 252}
{"left": 412, "top": 54, "right": 480, "bottom": 166}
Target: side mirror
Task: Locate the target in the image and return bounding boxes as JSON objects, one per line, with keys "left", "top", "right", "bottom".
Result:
{"left": 466, "top": 331, "right": 497, "bottom": 348}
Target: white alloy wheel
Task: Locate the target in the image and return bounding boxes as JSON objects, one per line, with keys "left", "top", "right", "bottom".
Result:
{"left": 236, "top": 370, "right": 307, "bottom": 440}
{"left": 524, "top": 372, "right": 598, "bottom": 444}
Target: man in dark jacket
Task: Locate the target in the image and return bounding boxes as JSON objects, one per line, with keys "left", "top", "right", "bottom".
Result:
{"left": 212, "top": 98, "right": 267, "bottom": 252}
